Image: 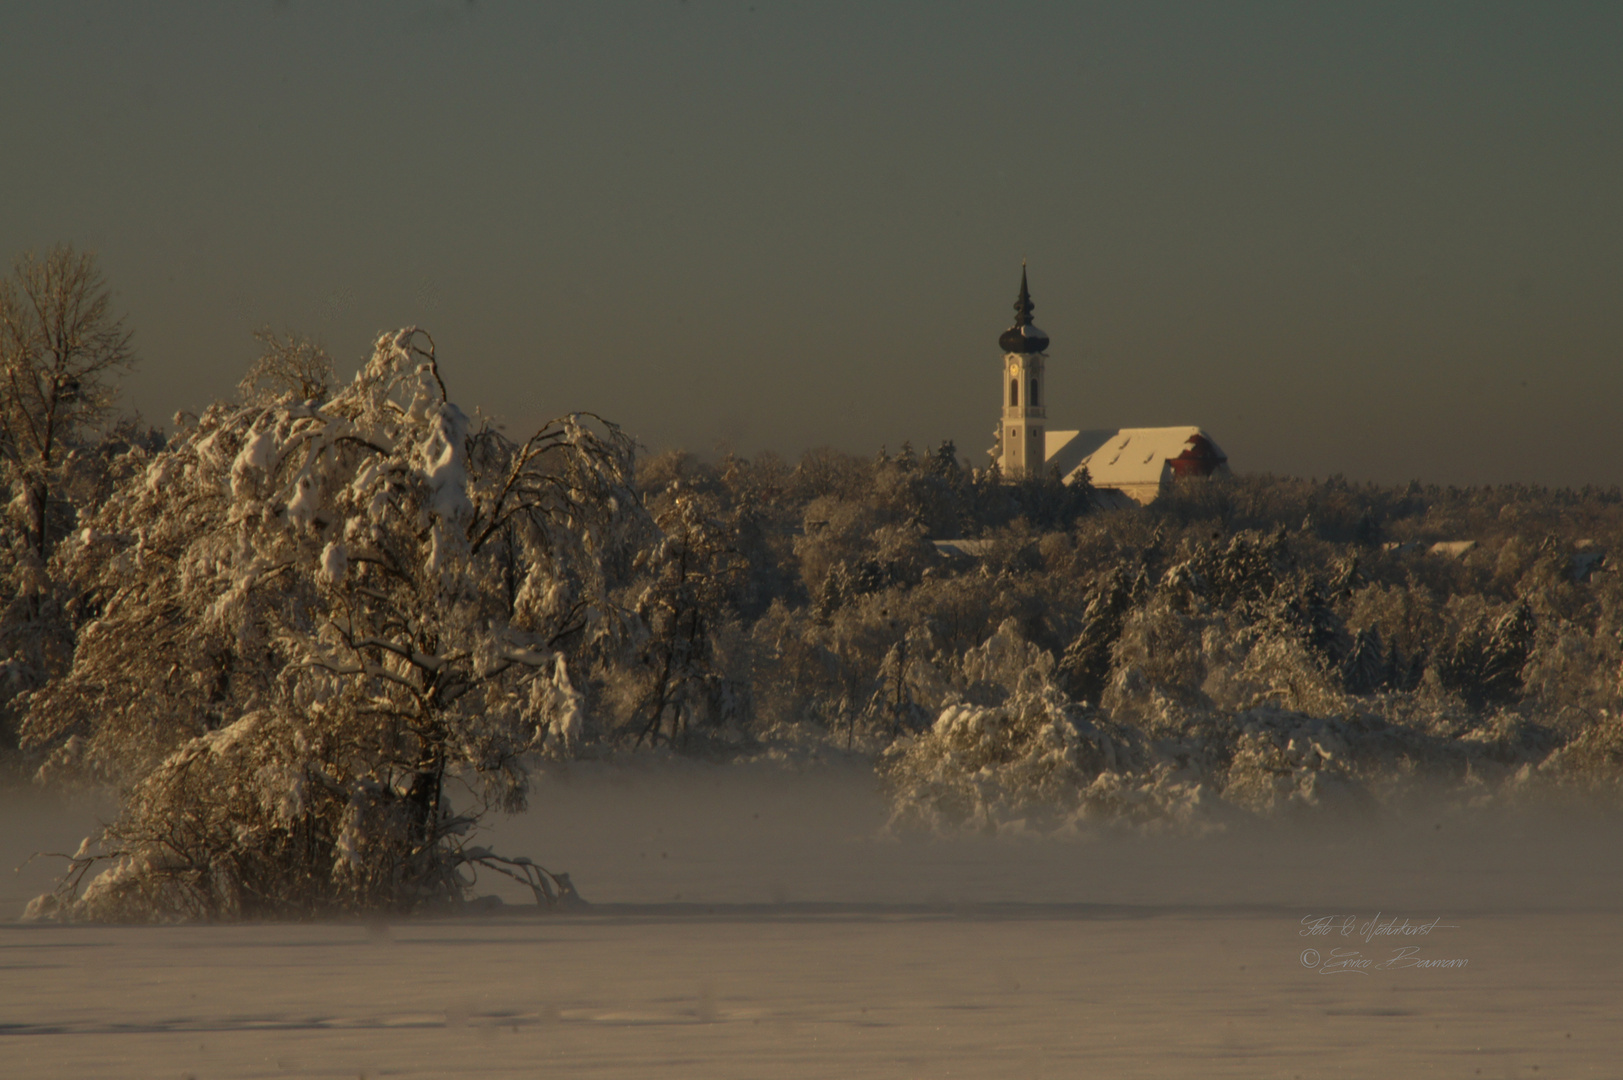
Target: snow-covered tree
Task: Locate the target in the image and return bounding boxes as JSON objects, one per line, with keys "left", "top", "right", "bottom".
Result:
{"left": 1, "top": 246, "right": 137, "bottom": 560}
{"left": 2, "top": 247, "right": 139, "bottom": 756}
{"left": 23, "top": 328, "right": 646, "bottom": 919}
{"left": 620, "top": 483, "right": 747, "bottom": 747}
{"left": 1, "top": 422, "right": 155, "bottom": 757}
{"left": 238, "top": 326, "right": 337, "bottom": 405}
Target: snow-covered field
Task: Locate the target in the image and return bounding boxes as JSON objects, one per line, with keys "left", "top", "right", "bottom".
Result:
{"left": 4, "top": 761, "right": 1620, "bottom": 1078}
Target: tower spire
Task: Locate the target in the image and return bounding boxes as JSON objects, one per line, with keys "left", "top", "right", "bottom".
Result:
{"left": 998, "top": 263, "right": 1048, "bottom": 354}
{"left": 1014, "top": 261, "right": 1034, "bottom": 326}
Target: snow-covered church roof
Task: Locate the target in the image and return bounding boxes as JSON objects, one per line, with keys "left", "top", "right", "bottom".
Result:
{"left": 1046, "top": 427, "right": 1229, "bottom": 505}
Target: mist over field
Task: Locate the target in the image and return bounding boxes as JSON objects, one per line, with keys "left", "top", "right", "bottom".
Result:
{"left": 523, "top": 763, "right": 1623, "bottom": 910}
{"left": 6, "top": 763, "right": 1621, "bottom": 1078}
{"left": 9, "top": 757, "right": 1623, "bottom": 915}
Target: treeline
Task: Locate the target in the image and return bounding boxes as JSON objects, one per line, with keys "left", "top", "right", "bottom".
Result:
{"left": 627, "top": 445, "right": 1623, "bottom": 743}
{"left": 635, "top": 448, "right": 1623, "bottom": 830}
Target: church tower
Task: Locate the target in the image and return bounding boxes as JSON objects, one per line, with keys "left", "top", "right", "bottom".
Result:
{"left": 996, "top": 264, "right": 1050, "bottom": 478}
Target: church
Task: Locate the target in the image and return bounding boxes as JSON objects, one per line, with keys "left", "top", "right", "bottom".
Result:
{"left": 991, "top": 266, "right": 1229, "bottom": 504}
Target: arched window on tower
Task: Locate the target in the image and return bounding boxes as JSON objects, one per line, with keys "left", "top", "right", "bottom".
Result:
{"left": 1010, "top": 378, "right": 1019, "bottom": 407}
{"left": 1030, "top": 377, "right": 1040, "bottom": 407}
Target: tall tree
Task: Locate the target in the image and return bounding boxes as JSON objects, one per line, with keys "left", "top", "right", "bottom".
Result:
{"left": 23, "top": 329, "right": 644, "bottom": 919}
{"left": 0, "top": 246, "right": 136, "bottom": 558}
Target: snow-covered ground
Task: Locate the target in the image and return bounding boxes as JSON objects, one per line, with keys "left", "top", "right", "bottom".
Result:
{"left": 4, "top": 761, "right": 1620, "bottom": 1078}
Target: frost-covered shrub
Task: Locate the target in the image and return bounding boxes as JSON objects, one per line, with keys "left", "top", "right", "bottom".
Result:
{"left": 1536, "top": 710, "right": 1623, "bottom": 793}
{"left": 878, "top": 601, "right": 1621, "bottom": 835}
{"left": 22, "top": 329, "right": 639, "bottom": 919}
{"left": 879, "top": 690, "right": 1118, "bottom": 834}
{"left": 880, "top": 621, "right": 1184, "bottom": 833}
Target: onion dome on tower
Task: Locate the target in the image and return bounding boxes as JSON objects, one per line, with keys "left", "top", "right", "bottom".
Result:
{"left": 998, "top": 264, "right": 1049, "bottom": 354}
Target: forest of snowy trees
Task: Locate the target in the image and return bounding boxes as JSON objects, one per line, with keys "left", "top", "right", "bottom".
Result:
{"left": 4, "top": 249, "right": 1623, "bottom": 921}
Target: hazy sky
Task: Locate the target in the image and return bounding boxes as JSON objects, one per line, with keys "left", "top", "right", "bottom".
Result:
{"left": 3, "top": 1, "right": 1620, "bottom": 485}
